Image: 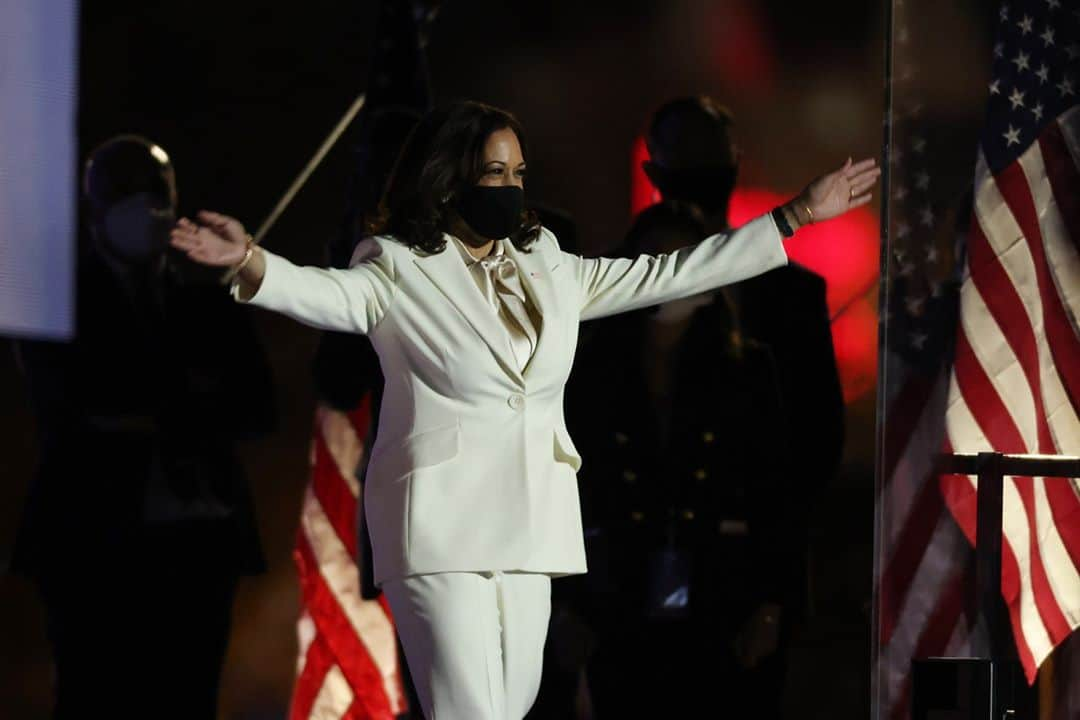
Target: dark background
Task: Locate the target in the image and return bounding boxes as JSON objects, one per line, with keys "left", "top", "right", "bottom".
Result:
{"left": 0, "top": 1, "right": 995, "bottom": 717}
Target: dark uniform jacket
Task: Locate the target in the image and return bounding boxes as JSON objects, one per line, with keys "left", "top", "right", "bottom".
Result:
{"left": 564, "top": 296, "right": 796, "bottom": 636}
{"left": 11, "top": 250, "right": 275, "bottom": 578}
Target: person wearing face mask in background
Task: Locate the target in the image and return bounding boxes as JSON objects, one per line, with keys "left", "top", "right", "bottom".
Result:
{"left": 9, "top": 134, "right": 275, "bottom": 718}
{"left": 646, "top": 97, "right": 846, "bottom": 705}
{"left": 569, "top": 96, "right": 841, "bottom": 717}
{"left": 561, "top": 203, "right": 790, "bottom": 718}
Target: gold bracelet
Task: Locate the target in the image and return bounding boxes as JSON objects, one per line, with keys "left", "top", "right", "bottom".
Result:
{"left": 223, "top": 246, "right": 254, "bottom": 283}
{"left": 803, "top": 204, "right": 814, "bottom": 224}
{"left": 223, "top": 234, "right": 255, "bottom": 283}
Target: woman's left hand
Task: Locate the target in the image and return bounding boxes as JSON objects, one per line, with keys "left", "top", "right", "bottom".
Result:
{"left": 798, "top": 157, "right": 881, "bottom": 224}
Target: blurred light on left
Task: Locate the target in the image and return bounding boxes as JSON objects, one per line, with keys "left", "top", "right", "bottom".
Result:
{"left": 0, "top": 0, "right": 78, "bottom": 339}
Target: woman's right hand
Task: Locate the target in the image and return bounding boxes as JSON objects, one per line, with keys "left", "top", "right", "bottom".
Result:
{"left": 169, "top": 211, "right": 250, "bottom": 267}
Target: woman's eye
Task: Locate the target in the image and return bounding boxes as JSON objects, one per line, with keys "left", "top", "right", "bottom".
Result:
{"left": 486, "top": 167, "right": 503, "bottom": 175}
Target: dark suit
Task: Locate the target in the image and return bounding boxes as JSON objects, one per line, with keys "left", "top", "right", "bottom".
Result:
{"left": 561, "top": 297, "right": 794, "bottom": 717}
{"left": 731, "top": 262, "right": 845, "bottom": 621}
{"left": 12, "top": 248, "right": 275, "bottom": 717}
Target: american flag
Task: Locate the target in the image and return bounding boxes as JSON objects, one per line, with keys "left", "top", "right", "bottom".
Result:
{"left": 289, "top": 398, "right": 407, "bottom": 720}
{"left": 940, "top": 0, "right": 1080, "bottom": 686}
{"left": 875, "top": 1, "right": 1080, "bottom": 718}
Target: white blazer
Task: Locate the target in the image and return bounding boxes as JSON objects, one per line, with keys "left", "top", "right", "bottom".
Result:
{"left": 241, "top": 213, "right": 787, "bottom": 586}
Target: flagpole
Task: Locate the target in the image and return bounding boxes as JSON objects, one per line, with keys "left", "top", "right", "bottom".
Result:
{"left": 252, "top": 93, "right": 368, "bottom": 245}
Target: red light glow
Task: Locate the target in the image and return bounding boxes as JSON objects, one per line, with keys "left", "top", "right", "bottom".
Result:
{"left": 630, "top": 141, "right": 881, "bottom": 402}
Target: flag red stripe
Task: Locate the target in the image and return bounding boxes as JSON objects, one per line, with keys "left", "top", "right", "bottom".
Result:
{"left": 888, "top": 564, "right": 970, "bottom": 720}
{"left": 1044, "top": 480, "right": 1080, "bottom": 574}
{"left": 950, "top": 332, "right": 1022, "bottom": 613}
{"left": 311, "top": 433, "right": 359, "bottom": 557}
{"left": 342, "top": 697, "right": 366, "bottom": 720}
{"left": 1013, "top": 475, "right": 1073, "bottom": 647}
{"left": 877, "top": 370, "right": 941, "bottom": 645}
{"left": 966, "top": 219, "right": 1080, "bottom": 634}
{"left": 966, "top": 221, "right": 1053, "bottom": 451}
{"left": 377, "top": 593, "right": 407, "bottom": 710}
{"left": 994, "top": 161, "right": 1080, "bottom": 421}
{"left": 879, "top": 472, "right": 946, "bottom": 644}
{"left": 295, "top": 533, "right": 397, "bottom": 720}
{"left": 951, "top": 330, "right": 1055, "bottom": 679}
{"left": 1035, "top": 124, "right": 1080, "bottom": 575}
{"left": 347, "top": 395, "right": 373, "bottom": 446}
{"left": 882, "top": 371, "right": 937, "bottom": 485}
{"left": 1039, "top": 123, "right": 1080, "bottom": 255}
{"left": 290, "top": 634, "right": 338, "bottom": 720}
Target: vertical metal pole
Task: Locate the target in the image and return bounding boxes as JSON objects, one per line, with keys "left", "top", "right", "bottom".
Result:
{"left": 973, "top": 452, "right": 1006, "bottom": 720}
{"left": 974, "top": 451, "right": 1005, "bottom": 662}
{"left": 869, "top": 1, "right": 895, "bottom": 718}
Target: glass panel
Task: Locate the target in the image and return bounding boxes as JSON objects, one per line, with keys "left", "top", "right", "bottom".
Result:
{"left": 873, "top": 1, "right": 995, "bottom": 718}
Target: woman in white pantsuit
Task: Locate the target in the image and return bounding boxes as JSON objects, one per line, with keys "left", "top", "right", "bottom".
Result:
{"left": 171, "top": 101, "right": 879, "bottom": 719}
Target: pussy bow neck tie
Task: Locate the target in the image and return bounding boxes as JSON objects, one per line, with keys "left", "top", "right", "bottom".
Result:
{"left": 472, "top": 252, "right": 538, "bottom": 372}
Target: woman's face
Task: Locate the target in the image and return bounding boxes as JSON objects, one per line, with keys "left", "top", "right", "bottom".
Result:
{"left": 476, "top": 127, "right": 526, "bottom": 188}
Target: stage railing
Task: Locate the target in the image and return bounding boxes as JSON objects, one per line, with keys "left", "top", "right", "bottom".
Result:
{"left": 917, "top": 453, "right": 1080, "bottom": 719}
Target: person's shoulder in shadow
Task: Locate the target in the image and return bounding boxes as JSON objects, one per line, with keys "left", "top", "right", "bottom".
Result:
{"left": 741, "top": 259, "right": 826, "bottom": 302}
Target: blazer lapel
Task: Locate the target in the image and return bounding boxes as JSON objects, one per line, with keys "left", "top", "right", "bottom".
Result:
{"left": 413, "top": 242, "right": 525, "bottom": 385}
{"left": 503, "top": 239, "right": 559, "bottom": 379}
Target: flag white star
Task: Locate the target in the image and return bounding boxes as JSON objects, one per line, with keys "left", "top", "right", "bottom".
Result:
{"left": 920, "top": 206, "right": 935, "bottom": 227}
{"left": 1004, "top": 125, "right": 1022, "bottom": 145}
{"left": 994, "top": 42, "right": 1004, "bottom": 58}
{"left": 926, "top": 245, "right": 939, "bottom": 263}
{"left": 899, "top": 261, "right": 916, "bottom": 277}
{"left": 1009, "top": 87, "right": 1026, "bottom": 108}
{"left": 894, "top": 185, "right": 909, "bottom": 201}
{"left": 1036, "top": 64, "right": 1050, "bottom": 83}
{"left": 1045, "top": 0, "right": 1059, "bottom": 9}
{"left": 905, "top": 295, "right": 926, "bottom": 316}
{"left": 1059, "top": 77, "right": 1075, "bottom": 98}
{"left": 1017, "top": 15, "right": 1033, "bottom": 34}
{"left": 897, "top": 222, "right": 911, "bottom": 239}
{"left": 910, "top": 331, "right": 928, "bottom": 350}
{"left": 1066, "top": 45, "right": 1080, "bottom": 61}
{"left": 915, "top": 171, "right": 930, "bottom": 190}
{"left": 1012, "top": 50, "right": 1030, "bottom": 72}
{"left": 1000, "top": 4, "right": 1009, "bottom": 21}
{"left": 990, "top": 78, "right": 1002, "bottom": 95}
{"left": 1032, "top": 102, "right": 1044, "bottom": 122}
{"left": 1041, "top": 27, "right": 1055, "bottom": 47}
{"left": 912, "top": 137, "right": 926, "bottom": 153}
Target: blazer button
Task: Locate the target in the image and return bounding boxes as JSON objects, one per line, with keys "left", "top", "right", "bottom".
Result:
{"left": 508, "top": 393, "right": 525, "bottom": 410}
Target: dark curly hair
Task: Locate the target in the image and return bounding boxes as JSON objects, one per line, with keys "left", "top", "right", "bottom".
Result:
{"left": 370, "top": 100, "right": 541, "bottom": 254}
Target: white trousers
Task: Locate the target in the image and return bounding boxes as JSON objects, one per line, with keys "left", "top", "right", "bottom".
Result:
{"left": 382, "top": 571, "right": 552, "bottom": 720}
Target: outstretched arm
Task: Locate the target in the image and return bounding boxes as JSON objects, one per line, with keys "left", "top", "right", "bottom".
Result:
{"left": 569, "top": 157, "right": 880, "bottom": 321}
{"left": 170, "top": 211, "right": 396, "bottom": 334}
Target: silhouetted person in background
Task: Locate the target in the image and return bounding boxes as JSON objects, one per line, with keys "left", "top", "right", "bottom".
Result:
{"left": 566, "top": 203, "right": 791, "bottom": 717}
{"left": 644, "top": 95, "right": 845, "bottom": 683}
{"left": 11, "top": 135, "right": 275, "bottom": 718}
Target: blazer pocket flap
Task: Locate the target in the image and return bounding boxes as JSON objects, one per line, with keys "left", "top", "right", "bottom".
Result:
{"left": 380, "top": 424, "right": 460, "bottom": 482}
{"left": 553, "top": 426, "right": 582, "bottom": 472}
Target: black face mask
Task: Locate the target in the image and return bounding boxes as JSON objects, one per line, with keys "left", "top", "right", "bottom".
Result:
{"left": 100, "top": 191, "right": 175, "bottom": 265}
{"left": 647, "top": 163, "right": 738, "bottom": 215}
{"left": 455, "top": 185, "right": 524, "bottom": 240}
